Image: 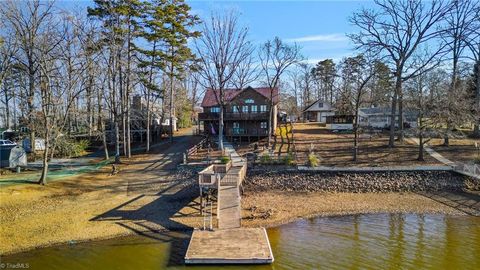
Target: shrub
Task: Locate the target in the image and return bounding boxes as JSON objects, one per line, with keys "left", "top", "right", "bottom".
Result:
{"left": 308, "top": 153, "right": 319, "bottom": 167}
{"left": 260, "top": 153, "right": 272, "bottom": 164}
{"left": 283, "top": 153, "right": 294, "bottom": 166}
{"left": 220, "top": 156, "right": 230, "bottom": 164}
{"left": 54, "top": 138, "right": 90, "bottom": 158}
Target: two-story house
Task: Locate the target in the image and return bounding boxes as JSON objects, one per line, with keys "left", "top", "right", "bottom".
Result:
{"left": 198, "top": 86, "right": 279, "bottom": 141}
{"left": 302, "top": 99, "right": 336, "bottom": 123}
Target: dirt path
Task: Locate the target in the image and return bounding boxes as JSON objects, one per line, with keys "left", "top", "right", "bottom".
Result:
{"left": 0, "top": 130, "right": 204, "bottom": 255}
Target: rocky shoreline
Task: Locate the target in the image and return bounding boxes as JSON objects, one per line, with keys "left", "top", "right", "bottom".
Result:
{"left": 245, "top": 170, "right": 471, "bottom": 193}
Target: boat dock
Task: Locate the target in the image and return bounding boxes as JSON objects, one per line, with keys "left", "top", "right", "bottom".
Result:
{"left": 185, "top": 142, "right": 274, "bottom": 264}
{"left": 185, "top": 228, "right": 274, "bottom": 264}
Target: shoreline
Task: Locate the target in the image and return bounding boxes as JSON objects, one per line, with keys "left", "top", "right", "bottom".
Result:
{"left": 1, "top": 190, "right": 471, "bottom": 257}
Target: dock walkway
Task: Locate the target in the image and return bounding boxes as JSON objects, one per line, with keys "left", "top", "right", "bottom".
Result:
{"left": 218, "top": 185, "right": 241, "bottom": 229}
{"left": 186, "top": 142, "right": 274, "bottom": 264}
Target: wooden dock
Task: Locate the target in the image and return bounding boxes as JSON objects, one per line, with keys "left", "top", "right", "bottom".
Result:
{"left": 186, "top": 142, "right": 274, "bottom": 265}
{"left": 218, "top": 185, "right": 241, "bottom": 229}
{"left": 185, "top": 228, "right": 274, "bottom": 264}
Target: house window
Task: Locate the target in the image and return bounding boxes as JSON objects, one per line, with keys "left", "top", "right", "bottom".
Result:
{"left": 318, "top": 102, "right": 323, "bottom": 108}
{"left": 245, "top": 99, "right": 254, "bottom": 104}
{"left": 232, "top": 106, "right": 239, "bottom": 113}
{"left": 233, "top": 122, "right": 239, "bottom": 128}
{"left": 251, "top": 105, "right": 258, "bottom": 113}
{"left": 211, "top": 107, "right": 220, "bottom": 113}
{"left": 260, "top": 105, "right": 267, "bottom": 112}
{"left": 261, "top": 122, "right": 267, "bottom": 129}
{"left": 242, "top": 105, "right": 249, "bottom": 113}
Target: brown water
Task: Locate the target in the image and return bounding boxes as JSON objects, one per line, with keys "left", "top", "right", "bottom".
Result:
{"left": 2, "top": 213, "right": 479, "bottom": 270}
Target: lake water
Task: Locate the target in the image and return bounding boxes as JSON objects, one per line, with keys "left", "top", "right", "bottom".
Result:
{"left": 2, "top": 213, "right": 479, "bottom": 270}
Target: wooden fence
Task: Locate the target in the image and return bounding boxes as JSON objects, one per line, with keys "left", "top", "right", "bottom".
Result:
{"left": 185, "top": 137, "right": 207, "bottom": 163}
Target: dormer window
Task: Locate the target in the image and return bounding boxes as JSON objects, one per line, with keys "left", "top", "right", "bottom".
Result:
{"left": 245, "top": 99, "right": 254, "bottom": 104}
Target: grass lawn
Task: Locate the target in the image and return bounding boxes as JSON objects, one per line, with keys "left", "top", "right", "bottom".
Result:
{"left": 292, "top": 122, "right": 442, "bottom": 167}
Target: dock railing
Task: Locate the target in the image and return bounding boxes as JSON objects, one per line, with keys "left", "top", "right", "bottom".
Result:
{"left": 453, "top": 162, "right": 480, "bottom": 179}
{"left": 219, "top": 161, "right": 247, "bottom": 187}
{"left": 198, "top": 165, "right": 217, "bottom": 186}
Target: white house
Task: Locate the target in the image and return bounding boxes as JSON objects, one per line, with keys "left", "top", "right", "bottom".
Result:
{"left": 359, "top": 107, "right": 418, "bottom": 129}
{"left": 302, "top": 99, "right": 336, "bottom": 123}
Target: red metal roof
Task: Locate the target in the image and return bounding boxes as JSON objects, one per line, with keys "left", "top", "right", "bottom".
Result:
{"left": 201, "top": 87, "right": 279, "bottom": 107}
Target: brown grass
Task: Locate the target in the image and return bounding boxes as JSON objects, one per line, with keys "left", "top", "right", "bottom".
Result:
{"left": 292, "top": 123, "right": 442, "bottom": 167}
{"left": 428, "top": 138, "right": 480, "bottom": 164}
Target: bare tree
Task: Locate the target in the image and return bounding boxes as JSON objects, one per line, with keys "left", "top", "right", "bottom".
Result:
{"left": 349, "top": 0, "right": 452, "bottom": 147}
{"left": 259, "top": 37, "right": 302, "bottom": 148}
{"left": 194, "top": 11, "right": 252, "bottom": 151}
{"left": 0, "top": 34, "right": 18, "bottom": 129}
{"left": 231, "top": 50, "right": 258, "bottom": 89}
{"left": 1, "top": 0, "right": 56, "bottom": 156}
{"left": 464, "top": 3, "right": 480, "bottom": 137}
{"left": 441, "top": 0, "right": 479, "bottom": 145}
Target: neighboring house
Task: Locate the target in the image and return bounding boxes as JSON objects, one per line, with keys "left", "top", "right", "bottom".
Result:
{"left": 358, "top": 107, "right": 419, "bottom": 129}
{"left": 326, "top": 115, "right": 354, "bottom": 130}
{"left": 302, "top": 99, "right": 335, "bottom": 123}
{"left": 160, "top": 115, "right": 178, "bottom": 132}
{"left": 198, "top": 86, "right": 279, "bottom": 141}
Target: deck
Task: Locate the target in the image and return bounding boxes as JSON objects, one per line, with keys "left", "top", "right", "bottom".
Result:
{"left": 184, "top": 228, "right": 274, "bottom": 264}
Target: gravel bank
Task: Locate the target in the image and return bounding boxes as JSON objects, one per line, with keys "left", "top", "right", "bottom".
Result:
{"left": 245, "top": 170, "right": 468, "bottom": 193}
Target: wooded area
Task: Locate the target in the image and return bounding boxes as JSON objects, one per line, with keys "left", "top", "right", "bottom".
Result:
{"left": 0, "top": 0, "right": 479, "bottom": 184}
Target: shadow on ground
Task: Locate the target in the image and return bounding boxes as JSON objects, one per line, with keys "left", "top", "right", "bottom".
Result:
{"left": 90, "top": 180, "right": 201, "bottom": 266}
{"left": 418, "top": 190, "right": 480, "bottom": 216}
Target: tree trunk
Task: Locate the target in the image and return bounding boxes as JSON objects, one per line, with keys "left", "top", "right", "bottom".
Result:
{"left": 353, "top": 107, "right": 359, "bottom": 162}
{"left": 28, "top": 69, "right": 36, "bottom": 157}
{"left": 115, "top": 118, "right": 121, "bottom": 163}
{"left": 169, "top": 74, "right": 174, "bottom": 143}
{"left": 126, "top": 22, "right": 132, "bottom": 158}
{"left": 101, "top": 120, "right": 109, "bottom": 160}
{"left": 389, "top": 76, "right": 401, "bottom": 147}
{"left": 3, "top": 84, "right": 10, "bottom": 129}
{"left": 418, "top": 134, "right": 424, "bottom": 161}
{"left": 219, "top": 105, "right": 224, "bottom": 151}
{"left": 267, "top": 100, "right": 273, "bottom": 148}
{"left": 397, "top": 91, "right": 404, "bottom": 143}
{"left": 169, "top": 45, "right": 175, "bottom": 143}
{"left": 146, "top": 93, "right": 151, "bottom": 152}
{"left": 39, "top": 124, "right": 49, "bottom": 185}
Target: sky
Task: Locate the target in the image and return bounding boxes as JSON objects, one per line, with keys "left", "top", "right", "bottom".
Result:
{"left": 64, "top": 0, "right": 375, "bottom": 64}
{"left": 186, "top": 0, "right": 376, "bottom": 63}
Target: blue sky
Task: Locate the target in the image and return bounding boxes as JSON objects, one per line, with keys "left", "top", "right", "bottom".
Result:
{"left": 64, "top": 0, "right": 374, "bottom": 64}
{"left": 187, "top": 0, "right": 375, "bottom": 63}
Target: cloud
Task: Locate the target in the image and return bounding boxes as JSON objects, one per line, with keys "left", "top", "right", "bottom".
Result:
{"left": 286, "top": 33, "right": 348, "bottom": 43}
{"left": 301, "top": 53, "right": 355, "bottom": 65}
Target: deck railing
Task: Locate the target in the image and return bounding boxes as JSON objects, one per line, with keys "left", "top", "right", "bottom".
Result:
{"left": 199, "top": 112, "right": 269, "bottom": 121}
